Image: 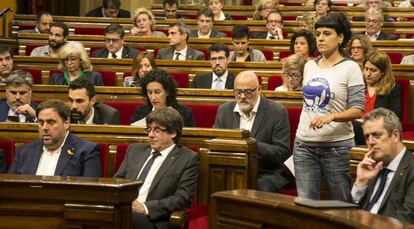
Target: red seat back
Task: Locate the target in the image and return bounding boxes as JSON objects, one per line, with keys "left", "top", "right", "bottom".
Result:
{"left": 25, "top": 44, "right": 41, "bottom": 56}
{"left": 396, "top": 78, "right": 410, "bottom": 130}
{"left": 232, "top": 15, "right": 248, "bottom": 20}
{"left": 104, "top": 101, "right": 144, "bottom": 125}
{"left": 74, "top": 27, "right": 105, "bottom": 35}
{"left": 25, "top": 69, "right": 42, "bottom": 84}
{"left": 170, "top": 72, "right": 189, "bottom": 88}
{"left": 386, "top": 52, "right": 403, "bottom": 64}
{"left": 113, "top": 144, "right": 129, "bottom": 174}
{"left": 267, "top": 75, "right": 283, "bottom": 90}
{"left": 185, "top": 104, "right": 219, "bottom": 128}
{"left": 262, "top": 50, "right": 274, "bottom": 61}
{"left": 279, "top": 50, "right": 294, "bottom": 60}
{"left": 287, "top": 107, "right": 302, "bottom": 152}
{"left": 98, "top": 71, "right": 116, "bottom": 86}
{"left": 0, "top": 140, "right": 15, "bottom": 168}
{"left": 90, "top": 46, "right": 103, "bottom": 56}
{"left": 99, "top": 144, "right": 109, "bottom": 177}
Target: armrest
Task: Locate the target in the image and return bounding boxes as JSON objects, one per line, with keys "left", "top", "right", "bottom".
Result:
{"left": 169, "top": 209, "right": 188, "bottom": 229}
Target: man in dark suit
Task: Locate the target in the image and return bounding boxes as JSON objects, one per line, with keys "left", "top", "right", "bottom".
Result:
{"left": 68, "top": 77, "right": 120, "bottom": 125}
{"left": 85, "top": 0, "right": 130, "bottom": 18}
{"left": 20, "top": 11, "right": 53, "bottom": 34}
{"left": 115, "top": 107, "right": 199, "bottom": 229}
{"left": 361, "top": 8, "right": 399, "bottom": 41}
{"left": 157, "top": 22, "right": 205, "bottom": 60}
{"left": 163, "top": 0, "right": 184, "bottom": 19}
{"left": 189, "top": 7, "right": 226, "bottom": 38}
{"left": 91, "top": 24, "right": 139, "bottom": 59}
{"left": 191, "top": 43, "right": 235, "bottom": 89}
{"left": 213, "top": 71, "right": 292, "bottom": 192}
{"left": 0, "top": 45, "right": 13, "bottom": 84}
{"left": 351, "top": 108, "right": 414, "bottom": 223}
{"left": 250, "top": 11, "right": 284, "bottom": 40}
{"left": 9, "top": 99, "right": 101, "bottom": 177}
{"left": 0, "top": 70, "right": 37, "bottom": 123}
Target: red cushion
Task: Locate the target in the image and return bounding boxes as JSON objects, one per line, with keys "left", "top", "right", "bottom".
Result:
{"left": 404, "top": 131, "right": 414, "bottom": 140}
{"left": 75, "top": 27, "right": 105, "bottom": 35}
{"left": 25, "top": 69, "right": 42, "bottom": 84}
{"left": 262, "top": 50, "right": 274, "bottom": 61}
{"left": 386, "top": 52, "right": 403, "bottom": 64}
{"left": 170, "top": 72, "right": 189, "bottom": 88}
{"left": 287, "top": 107, "right": 302, "bottom": 153}
{"left": 185, "top": 104, "right": 219, "bottom": 128}
{"left": 113, "top": 144, "right": 129, "bottom": 174}
{"left": 25, "top": 44, "right": 41, "bottom": 56}
{"left": 220, "top": 30, "right": 232, "bottom": 37}
{"left": 187, "top": 204, "right": 209, "bottom": 229}
{"left": 232, "top": 15, "right": 248, "bottom": 20}
{"left": 0, "top": 140, "right": 15, "bottom": 168}
{"left": 104, "top": 101, "right": 144, "bottom": 125}
{"left": 98, "top": 71, "right": 116, "bottom": 86}
{"left": 267, "top": 75, "right": 283, "bottom": 90}
{"left": 396, "top": 79, "right": 410, "bottom": 129}
{"left": 283, "top": 15, "right": 297, "bottom": 21}
{"left": 90, "top": 46, "right": 103, "bottom": 56}
{"left": 99, "top": 144, "right": 109, "bottom": 177}
{"left": 279, "top": 50, "right": 294, "bottom": 60}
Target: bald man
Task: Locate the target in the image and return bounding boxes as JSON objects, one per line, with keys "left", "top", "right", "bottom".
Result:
{"left": 213, "top": 71, "right": 292, "bottom": 192}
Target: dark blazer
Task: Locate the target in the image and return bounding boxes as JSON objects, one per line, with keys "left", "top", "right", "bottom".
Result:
{"left": 189, "top": 30, "right": 227, "bottom": 38}
{"left": 250, "top": 32, "right": 267, "bottom": 39}
{"left": 0, "top": 99, "right": 37, "bottom": 122}
{"left": 8, "top": 132, "right": 101, "bottom": 177}
{"left": 358, "top": 150, "right": 414, "bottom": 223}
{"left": 91, "top": 46, "right": 139, "bottom": 59}
{"left": 131, "top": 104, "right": 194, "bottom": 127}
{"left": 0, "top": 149, "right": 6, "bottom": 173}
{"left": 353, "top": 84, "right": 401, "bottom": 145}
{"left": 114, "top": 143, "right": 199, "bottom": 228}
{"left": 48, "top": 71, "right": 105, "bottom": 86}
{"left": 213, "top": 96, "right": 291, "bottom": 191}
{"left": 85, "top": 6, "right": 131, "bottom": 18}
{"left": 156, "top": 46, "right": 205, "bottom": 60}
{"left": 358, "top": 31, "right": 400, "bottom": 40}
{"left": 191, "top": 72, "right": 235, "bottom": 89}
{"left": 93, "top": 102, "right": 120, "bottom": 125}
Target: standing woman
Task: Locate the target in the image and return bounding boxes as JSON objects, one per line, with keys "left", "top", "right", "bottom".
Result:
{"left": 294, "top": 12, "right": 365, "bottom": 201}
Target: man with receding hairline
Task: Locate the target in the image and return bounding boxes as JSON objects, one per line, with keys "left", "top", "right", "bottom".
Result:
{"left": 214, "top": 71, "right": 292, "bottom": 192}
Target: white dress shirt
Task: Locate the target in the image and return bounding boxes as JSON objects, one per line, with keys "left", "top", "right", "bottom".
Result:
{"left": 174, "top": 46, "right": 188, "bottom": 60}
{"left": 108, "top": 47, "right": 123, "bottom": 59}
{"left": 198, "top": 30, "right": 211, "bottom": 38}
{"left": 211, "top": 71, "right": 228, "bottom": 89}
{"left": 234, "top": 96, "right": 261, "bottom": 131}
{"left": 35, "top": 131, "right": 70, "bottom": 176}
{"left": 85, "top": 107, "right": 95, "bottom": 124}
{"left": 365, "top": 31, "right": 381, "bottom": 41}
{"left": 8, "top": 108, "right": 26, "bottom": 122}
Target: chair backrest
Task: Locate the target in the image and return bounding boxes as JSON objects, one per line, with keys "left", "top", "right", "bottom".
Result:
{"left": 98, "top": 71, "right": 116, "bottom": 86}
{"left": 279, "top": 50, "right": 294, "bottom": 60}
{"left": 104, "top": 101, "right": 144, "bottom": 125}
{"left": 25, "top": 44, "right": 41, "bottom": 56}
{"left": 25, "top": 69, "right": 42, "bottom": 84}
{"left": 99, "top": 144, "right": 109, "bottom": 177}
{"left": 74, "top": 27, "right": 105, "bottom": 35}
{"left": 0, "top": 140, "right": 15, "bottom": 168}
{"left": 89, "top": 46, "right": 103, "bottom": 56}
{"left": 386, "top": 52, "right": 403, "bottom": 64}
{"left": 113, "top": 143, "right": 129, "bottom": 174}
{"left": 184, "top": 103, "right": 220, "bottom": 128}
{"left": 287, "top": 107, "right": 302, "bottom": 153}
{"left": 262, "top": 50, "right": 274, "bottom": 61}
{"left": 267, "top": 75, "right": 283, "bottom": 90}
{"left": 170, "top": 72, "right": 189, "bottom": 88}
{"left": 395, "top": 78, "right": 410, "bottom": 127}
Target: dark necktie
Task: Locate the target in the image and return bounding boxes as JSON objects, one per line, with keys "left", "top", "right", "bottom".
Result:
{"left": 111, "top": 53, "right": 117, "bottom": 59}
{"left": 175, "top": 52, "right": 181, "bottom": 60}
{"left": 365, "top": 168, "right": 391, "bottom": 211}
{"left": 137, "top": 151, "right": 161, "bottom": 183}
{"left": 269, "top": 36, "right": 276, "bottom": 39}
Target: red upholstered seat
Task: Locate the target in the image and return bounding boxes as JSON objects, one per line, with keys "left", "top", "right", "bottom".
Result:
{"left": 25, "top": 44, "right": 42, "bottom": 56}
{"left": 98, "top": 144, "right": 109, "bottom": 177}
{"left": 287, "top": 107, "right": 301, "bottom": 153}
{"left": 386, "top": 52, "right": 403, "bottom": 64}
{"left": 25, "top": 69, "right": 42, "bottom": 84}
{"left": 89, "top": 46, "right": 103, "bottom": 56}
{"left": 267, "top": 75, "right": 283, "bottom": 90}
{"left": 0, "top": 140, "right": 15, "bottom": 168}
{"left": 74, "top": 27, "right": 105, "bottom": 35}
{"left": 262, "top": 50, "right": 274, "bottom": 61}
{"left": 220, "top": 30, "right": 232, "bottom": 37}
{"left": 279, "top": 50, "right": 294, "bottom": 60}
{"left": 97, "top": 71, "right": 116, "bottom": 86}
{"left": 113, "top": 143, "right": 129, "bottom": 174}
{"left": 19, "top": 25, "right": 35, "bottom": 30}
{"left": 232, "top": 15, "right": 248, "bottom": 20}
{"left": 185, "top": 104, "right": 219, "bottom": 128}
{"left": 104, "top": 101, "right": 144, "bottom": 125}
{"left": 170, "top": 72, "right": 189, "bottom": 88}
{"left": 283, "top": 15, "right": 297, "bottom": 21}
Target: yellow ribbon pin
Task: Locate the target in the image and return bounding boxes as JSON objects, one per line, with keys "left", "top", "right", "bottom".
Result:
{"left": 67, "top": 149, "right": 74, "bottom": 155}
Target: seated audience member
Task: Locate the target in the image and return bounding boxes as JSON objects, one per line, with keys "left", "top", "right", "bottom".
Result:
{"left": 400, "top": 53, "right": 414, "bottom": 64}
{"left": 359, "top": 8, "right": 399, "bottom": 41}
{"left": 0, "top": 70, "right": 37, "bottom": 123}
{"left": 230, "top": 25, "right": 266, "bottom": 62}
{"left": 163, "top": 0, "right": 183, "bottom": 19}
{"left": 9, "top": 99, "right": 101, "bottom": 177}
{"left": 0, "top": 149, "right": 6, "bottom": 173}
{"left": 92, "top": 24, "right": 139, "bottom": 59}
{"left": 115, "top": 107, "right": 199, "bottom": 229}
{"left": 157, "top": 23, "right": 205, "bottom": 60}
{"left": 250, "top": 10, "right": 284, "bottom": 40}
{"left": 288, "top": 29, "right": 317, "bottom": 60}
{"left": 191, "top": 43, "right": 235, "bottom": 89}
{"left": 68, "top": 77, "right": 120, "bottom": 125}
{"left": 253, "top": 0, "right": 275, "bottom": 20}
{"left": 124, "top": 51, "right": 157, "bottom": 87}
{"left": 353, "top": 49, "right": 401, "bottom": 145}
{"left": 314, "top": 0, "right": 332, "bottom": 17}
{"left": 275, "top": 54, "right": 307, "bottom": 92}
{"left": 349, "top": 34, "right": 373, "bottom": 68}
{"left": 131, "top": 69, "right": 194, "bottom": 127}
{"left": 85, "top": 0, "right": 130, "bottom": 18}
{"left": 190, "top": 7, "right": 226, "bottom": 38}
{"left": 0, "top": 45, "right": 14, "bottom": 84}
{"left": 20, "top": 11, "right": 53, "bottom": 34}
{"left": 49, "top": 42, "right": 104, "bottom": 86}
{"left": 399, "top": 0, "right": 414, "bottom": 7}
{"left": 207, "top": 0, "right": 232, "bottom": 21}
{"left": 214, "top": 71, "right": 292, "bottom": 192}
{"left": 305, "top": 0, "right": 315, "bottom": 5}
{"left": 130, "top": 8, "right": 166, "bottom": 37}
{"left": 355, "top": 1, "right": 394, "bottom": 22}
{"left": 299, "top": 13, "right": 318, "bottom": 35}
{"left": 30, "top": 22, "right": 69, "bottom": 57}
{"left": 352, "top": 108, "right": 414, "bottom": 224}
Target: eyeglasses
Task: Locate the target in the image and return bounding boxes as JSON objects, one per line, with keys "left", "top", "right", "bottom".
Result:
{"left": 210, "top": 56, "right": 227, "bottom": 62}
{"left": 351, "top": 46, "right": 363, "bottom": 50}
{"left": 145, "top": 127, "right": 168, "bottom": 134}
{"left": 233, "top": 86, "right": 259, "bottom": 97}
{"left": 63, "top": 56, "right": 79, "bottom": 63}
{"left": 366, "top": 19, "right": 381, "bottom": 24}
{"left": 283, "top": 71, "right": 302, "bottom": 80}
{"left": 105, "top": 38, "right": 121, "bottom": 43}
{"left": 267, "top": 20, "right": 282, "bottom": 24}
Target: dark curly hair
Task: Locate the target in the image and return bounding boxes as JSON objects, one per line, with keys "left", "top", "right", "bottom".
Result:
{"left": 140, "top": 69, "right": 178, "bottom": 107}
{"left": 290, "top": 29, "right": 318, "bottom": 57}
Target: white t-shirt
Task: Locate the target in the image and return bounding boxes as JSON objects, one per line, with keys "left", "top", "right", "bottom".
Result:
{"left": 296, "top": 58, "right": 364, "bottom": 142}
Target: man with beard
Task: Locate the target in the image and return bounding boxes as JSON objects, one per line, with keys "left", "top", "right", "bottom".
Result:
{"left": 20, "top": 11, "right": 53, "bottom": 34}
{"left": 91, "top": 23, "right": 139, "bottom": 59}
{"left": 9, "top": 99, "right": 101, "bottom": 177}
{"left": 213, "top": 71, "right": 292, "bottom": 192}
{"left": 191, "top": 43, "right": 235, "bottom": 89}
{"left": 30, "top": 22, "right": 68, "bottom": 57}
{"left": 156, "top": 22, "right": 205, "bottom": 60}
{"left": 68, "top": 77, "right": 120, "bottom": 125}
{"left": 189, "top": 7, "right": 226, "bottom": 38}
{"left": 0, "top": 45, "right": 14, "bottom": 84}
{"left": 0, "top": 70, "right": 37, "bottom": 123}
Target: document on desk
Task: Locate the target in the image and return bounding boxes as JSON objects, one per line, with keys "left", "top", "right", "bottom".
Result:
{"left": 294, "top": 198, "right": 359, "bottom": 208}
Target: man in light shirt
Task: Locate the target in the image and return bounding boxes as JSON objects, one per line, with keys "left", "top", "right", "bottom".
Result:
{"left": 114, "top": 107, "right": 199, "bottom": 229}
{"left": 30, "top": 22, "right": 69, "bottom": 57}
{"left": 8, "top": 99, "right": 101, "bottom": 177}
{"left": 359, "top": 8, "right": 399, "bottom": 40}
{"left": 189, "top": 7, "right": 226, "bottom": 38}
{"left": 20, "top": 11, "right": 53, "bottom": 34}
{"left": 213, "top": 71, "right": 292, "bottom": 192}
{"left": 351, "top": 108, "right": 414, "bottom": 224}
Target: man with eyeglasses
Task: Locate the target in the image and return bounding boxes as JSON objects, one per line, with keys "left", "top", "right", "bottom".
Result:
{"left": 91, "top": 24, "right": 139, "bottom": 59}
{"left": 30, "top": 22, "right": 69, "bottom": 57}
{"left": 191, "top": 43, "right": 235, "bottom": 89}
{"left": 358, "top": 8, "right": 399, "bottom": 41}
{"left": 189, "top": 7, "right": 226, "bottom": 38}
{"left": 251, "top": 11, "right": 284, "bottom": 40}
{"left": 115, "top": 107, "right": 199, "bottom": 229}
{"left": 214, "top": 71, "right": 292, "bottom": 192}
